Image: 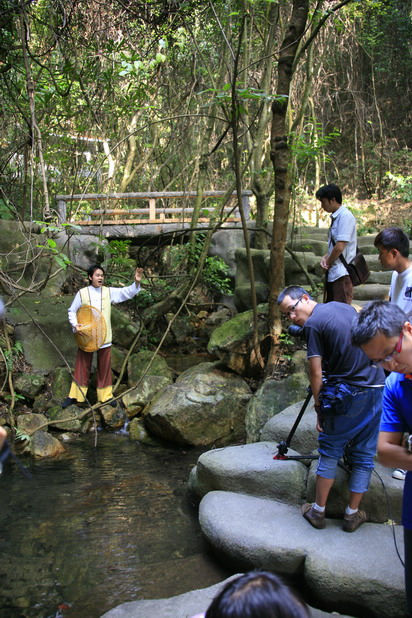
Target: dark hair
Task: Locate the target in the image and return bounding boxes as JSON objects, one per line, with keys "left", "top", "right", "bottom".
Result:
{"left": 205, "top": 571, "right": 310, "bottom": 618}
{"left": 374, "top": 227, "right": 410, "bottom": 258}
{"left": 87, "top": 264, "right": 105, "bottom": 282}
{"left": 277, "top": 286, "right": 311, "bottom": 305}
{"left": 315, "top": 184, "right": 342, "bottom": 204}
{"left": 351, "top": 300, "right": 406, "bottom": 346}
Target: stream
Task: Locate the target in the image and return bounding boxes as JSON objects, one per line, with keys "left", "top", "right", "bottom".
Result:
{"left": 0, "top": 433, "right": 231, "bottom": 618}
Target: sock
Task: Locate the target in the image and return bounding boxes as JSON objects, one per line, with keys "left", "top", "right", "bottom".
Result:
{"left": 313, "top": 503, "right": 325, "bottom": 513}
{"left": 345, "top": 506, "right": 358, "bottom": 516}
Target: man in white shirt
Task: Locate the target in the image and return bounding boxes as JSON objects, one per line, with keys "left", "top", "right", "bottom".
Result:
{"left": 62, "top": 264, "right": 143, "bottom": 408}
{"left": 316, "top": 184, "right": 357, "bottom": 304}
{"left": 375, "top": 227, "right": 412, "bottom": 318}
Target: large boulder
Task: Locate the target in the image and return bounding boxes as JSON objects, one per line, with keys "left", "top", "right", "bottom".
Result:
{"left": 127, "top": 350, "right": 174, "bottom": 386}
{"left": 123, "top": 350, "right": 174, "bottom": 416}
{"left": 55, "top": 231, "right": 106, "bottom": 271}
{"left": 245, "top": 371, "right": 308, "bottom": 443}
{"left": 111, "top": 306, "right": 140, "bottom": 349}
{"left": 30, "top": 430, "right": 65, "bottom": 458}
{"left": 260, "top": 398, "right": 319, "bottom": 454}
{"left": 189, "top": 442, "right": 307, "bottom": 504}
{"left": 8, "top": 295, "right": 77, "bottom": 372}
{"left": 209, "top": 227, "right": 251, "bottom": 280}
{"left": 207, "top": 304, "right": 268, "bottom": 375}
{"left": 14, "top": 372, "right": 46, "bottom": 400}
{"left": 144, "top": 362, "right": 252, "bottom": 446}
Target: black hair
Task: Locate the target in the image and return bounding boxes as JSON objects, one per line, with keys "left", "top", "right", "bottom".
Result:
{"left": 277, "top": 286, "right": 311, "bottom": 305}
{"left": 205, "top": 571, "right": 310, "bottom": 618}
{"left": 315, "top": 184, "right": 342, "bottom": 204}
{"left": 351, "top": 300, "right": 406, "bottom": 346}
{"left": 87, "top": 264, "right": 105, "bottom": 282}
{"left": 374, "top": 227, "right": 410, "bottom": 258}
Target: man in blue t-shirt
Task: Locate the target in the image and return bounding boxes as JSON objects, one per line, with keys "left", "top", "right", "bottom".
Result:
{"left": 278, "top": 286, "right": 384, "bottom": 533}
{"left": 352, "top": 300, "right": 412, "bottom": 616}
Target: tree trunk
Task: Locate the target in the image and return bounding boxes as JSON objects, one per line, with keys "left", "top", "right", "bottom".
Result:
{"left": 267, "top": 0, "right": 309, "bottom": 372}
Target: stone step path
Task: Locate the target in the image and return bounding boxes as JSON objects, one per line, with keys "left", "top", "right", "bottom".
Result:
{"left": 199, "top": 491, "right": 404, "bottom": 618}
{"left": 188, "top": 401, "right": 407, "bottom": 618}
{"left": 101, "top": 574, "right": 352, "bottom": 618}
{"left": 233, "top": 228, "right": 402, "bottom": 309}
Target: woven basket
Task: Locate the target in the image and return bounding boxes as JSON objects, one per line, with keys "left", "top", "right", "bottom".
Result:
{"left": 75, "top": 305, "right": 107, "bottom": 353}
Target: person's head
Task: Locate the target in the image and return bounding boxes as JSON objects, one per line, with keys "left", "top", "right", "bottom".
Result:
{"left": 87, "top": 264, "right": 105, "bottom": 288}
{"left": 351, "top": 300, "right": 412, "bottom": 373}
{"left": 277, "top": 286, "right": 316, "bottom": 327}
{"left": 205, "top": 571, "right": 309, "bottom": 618}
{"left": 374, "top": 227, "right": 410, "bottom": 270}
{"left": 315, "top": 184, "right": 342, "bottom": 213}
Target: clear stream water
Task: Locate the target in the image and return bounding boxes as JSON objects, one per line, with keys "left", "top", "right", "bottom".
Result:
{"left": 0, "top": 433, "right": 230, "bottom": 618}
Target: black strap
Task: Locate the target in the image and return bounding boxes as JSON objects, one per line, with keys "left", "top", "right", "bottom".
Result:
{"left": 330, "top": 235, "right": 357, "bottom": 271}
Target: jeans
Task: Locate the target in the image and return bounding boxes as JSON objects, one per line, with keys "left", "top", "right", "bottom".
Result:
{"left": 317, "top": 385, "right": 383, "bottom": 494}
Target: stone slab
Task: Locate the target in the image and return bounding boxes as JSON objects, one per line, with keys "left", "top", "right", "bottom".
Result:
{"left": 100, "top": 574, "right": 353, "bottom": 618}
{"left": 199, "top": 491, "right": 406, "bottom": 617}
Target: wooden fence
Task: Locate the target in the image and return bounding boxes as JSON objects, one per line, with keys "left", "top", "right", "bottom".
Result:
{"left": 56, "top": 191, "right": 252, "bottom": 226}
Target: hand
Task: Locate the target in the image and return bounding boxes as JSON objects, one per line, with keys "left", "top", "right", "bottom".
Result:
{"left": 134, "top": 267, "right": 144, "bottom": 284}
{"left": 74, "top": 324, "right": 82, "bottom": 333}
{"left": 320, "top": 255, "right": 329, "bottom": 270}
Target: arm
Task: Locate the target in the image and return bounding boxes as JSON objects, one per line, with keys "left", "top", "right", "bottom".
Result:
{"left": 68, "top": 291, "right": 82, "bottom": 332}
{"left": 320, "top": 241, "right": 348, "bottom": 270}
{"left": 308, "top": 355, "right": 324, "bottom": 432}
{"left": 110, "top": 268, "right": 144, "bottom": 304}
{"left": 378, "top": 431, "right": 412, "bottom": 470}
{"left": 0, "top": 425, "right": 6, "bottom": 451}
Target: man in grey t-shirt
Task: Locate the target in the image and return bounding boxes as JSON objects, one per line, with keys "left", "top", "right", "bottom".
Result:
{"left": 316, "top": 184, "right": 357, "bottom": 304}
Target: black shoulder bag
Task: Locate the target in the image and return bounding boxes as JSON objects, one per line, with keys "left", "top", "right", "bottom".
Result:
{"left": 331, "top": 237, "right": 370, "bottom": 286}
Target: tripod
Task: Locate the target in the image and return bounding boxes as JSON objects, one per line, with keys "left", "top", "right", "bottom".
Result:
{"left": 273, "top": 388, "right": 319, "bottom": 461}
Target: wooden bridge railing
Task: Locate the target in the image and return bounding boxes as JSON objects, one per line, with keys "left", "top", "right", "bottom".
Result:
{"left": 56, "top": 191, "right": 252, "bottom": 226}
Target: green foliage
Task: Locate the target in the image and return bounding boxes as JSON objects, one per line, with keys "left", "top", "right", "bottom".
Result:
{"left": 385, "top": 172, "right": 412, "bottom": 203}
{"left": 14, "top": 427, "right": 30, "bottom": 443}
{"left": 103, "top": 240, "right": 135, "bottom": 286}
{"left": 0, "top": 198, "right": 15, "bottom": 220}
{"left": 291, "top": 123, "right": 340, "bottom": 165}
{"left": 187, "top": 235, "right": 233, "bottom": 297}
{"left": 3, "top": 341, "right": 24, "bottom": 373}
{"left": 39, "top": 239, "right": 72, "bottom": 269}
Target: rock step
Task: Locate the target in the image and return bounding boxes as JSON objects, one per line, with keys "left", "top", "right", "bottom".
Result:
{"left": 199, "top": 491, "right": 406, "bottom": 618}
{"left": 100, "top": 573, "right": 352, "bottom": 618}
{"left": 190, "top": 439, "right": 403, "bottom": 523}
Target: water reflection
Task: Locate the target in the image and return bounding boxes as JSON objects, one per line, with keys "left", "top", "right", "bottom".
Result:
{"left": 0, "top": 434, "right": 230, "bottom": 618}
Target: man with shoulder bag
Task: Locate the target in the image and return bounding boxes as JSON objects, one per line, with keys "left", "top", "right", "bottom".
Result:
{"left": 316, "top": 183, "right": 369, "bottom": 303}
{"left": 278, "top": 286, "right": 385, "bottom": 532}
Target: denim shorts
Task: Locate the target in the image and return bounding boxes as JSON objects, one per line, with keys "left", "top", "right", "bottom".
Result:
{"left": 317, "top": 385, "right": 383, "bottom": 493}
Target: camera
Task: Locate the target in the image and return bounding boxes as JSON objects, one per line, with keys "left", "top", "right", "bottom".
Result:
{"left": 287, "top": 324, "right": 305, "bottom": 338}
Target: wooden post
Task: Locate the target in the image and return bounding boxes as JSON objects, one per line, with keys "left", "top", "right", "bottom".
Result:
{"left": 149, "top": 198, "right": 156, "bottom": 221}
{"left": 57, "top": 199, "right": 66, "bottom": 223}
{"left": 241, "top": 192, "right": 250, "bottom": 220}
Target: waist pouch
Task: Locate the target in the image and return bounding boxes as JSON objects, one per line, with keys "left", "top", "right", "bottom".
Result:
{"left": 319, "top": 382, "right": 359, "bottom": 415}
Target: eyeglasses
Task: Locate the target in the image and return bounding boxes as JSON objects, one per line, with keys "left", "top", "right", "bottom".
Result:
{"left": 373, "top": 331, "right": 404, "bottom": 366}
{"left": 287, "top": 297, "right": 302, "bottom": 317}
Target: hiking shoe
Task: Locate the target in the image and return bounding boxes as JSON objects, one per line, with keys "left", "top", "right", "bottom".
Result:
{"left": 61, "top": 397, "right": 77, "bottom": 409}
{"left": 342, "top": 509, "right": 367, "bottom": 532}
{"left": 301, "top": 503, "right": 326, "bottom": 529}
{"left": 392, "top": 468, "right": 406, "bottom": 481}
